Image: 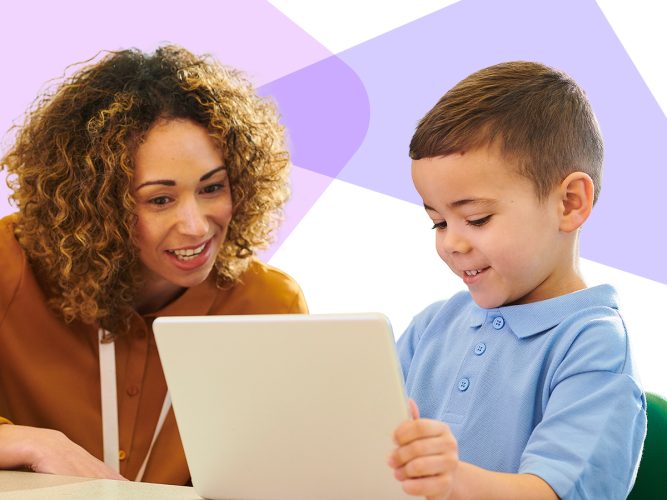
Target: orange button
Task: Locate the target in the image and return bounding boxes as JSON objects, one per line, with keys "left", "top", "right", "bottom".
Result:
{"left": 126, "top": 385, "right": 140, "bottom": 397}
{"left": 118, "top": 449, "right": 127, "bottom": 461}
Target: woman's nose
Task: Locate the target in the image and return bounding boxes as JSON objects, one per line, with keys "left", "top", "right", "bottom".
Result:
{"left": 176, "top": 199, "right": 209, "bottom": 237}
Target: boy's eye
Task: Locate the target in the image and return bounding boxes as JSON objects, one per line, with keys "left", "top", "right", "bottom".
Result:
{"left": 431, "top": 221, "right": 447, "bottom": 230}
{"left": 467, "top": 215, "right": 492, "bottom": 227}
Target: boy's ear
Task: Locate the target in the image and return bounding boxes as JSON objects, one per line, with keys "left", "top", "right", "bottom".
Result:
{"left": 557, "top": 171, "right": 594, "bottom": 233}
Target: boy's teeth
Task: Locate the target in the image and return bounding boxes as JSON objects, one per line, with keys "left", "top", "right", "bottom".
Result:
{"left": 465, "top": 269, "right": 481, "bottom": 276}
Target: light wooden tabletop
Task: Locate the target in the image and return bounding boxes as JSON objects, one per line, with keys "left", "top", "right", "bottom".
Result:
{"left": 0, "top": 470, "right": 201, "bottom": 499}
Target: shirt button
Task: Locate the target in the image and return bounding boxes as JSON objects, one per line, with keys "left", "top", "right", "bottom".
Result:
{"left": 474, "top": 343, "right": 486, "bottom": 355}
{"left": 457, "top": 378, "right": 470, "bottom": 391}
{"left": 126, "top": 385, "right": 140, "bottom": 397}
{"left": 118, "top": 449, "right": 127, "bottom": 461}
{"left": 492, "top": 316, "right": 505, "bottom": 329}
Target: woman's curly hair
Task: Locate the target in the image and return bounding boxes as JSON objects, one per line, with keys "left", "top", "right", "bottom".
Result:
{"left": 1, "top": 45, "right": 290, "bottom": 335}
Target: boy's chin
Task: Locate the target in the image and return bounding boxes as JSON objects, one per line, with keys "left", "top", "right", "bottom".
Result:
{"left": 469, "top": 292, "right": 505, "bottom": 310}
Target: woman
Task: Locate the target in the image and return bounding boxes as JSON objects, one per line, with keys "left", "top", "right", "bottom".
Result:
{"left": 0, "top": 45, "right": 307, "bottom": 484}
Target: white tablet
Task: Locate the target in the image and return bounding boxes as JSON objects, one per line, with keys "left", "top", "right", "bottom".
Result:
{"left": 153, "top": 313, "right": 412, "bottom": 500}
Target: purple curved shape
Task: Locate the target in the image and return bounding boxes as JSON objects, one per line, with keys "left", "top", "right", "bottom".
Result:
{"left": 259, "top": 55, "right": 370, "bottom": 179}
{"left": 334, "top": 0, "right": 667, "bottom": 284}
{"left": 256, "top": 55, "right": 371, "bottom": 259}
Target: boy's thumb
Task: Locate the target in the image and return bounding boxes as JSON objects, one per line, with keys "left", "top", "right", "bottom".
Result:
{"left": 408, "top": 399, "right": 420, "bottom": 420}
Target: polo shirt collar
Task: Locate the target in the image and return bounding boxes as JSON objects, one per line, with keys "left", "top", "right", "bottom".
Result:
{"left": 468, "top": 284, "right": 619, "bottom": 338}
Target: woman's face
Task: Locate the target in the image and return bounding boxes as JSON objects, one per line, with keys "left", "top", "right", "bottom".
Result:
{"left": 132, "top": 119, "right": 232, "bottom": 310}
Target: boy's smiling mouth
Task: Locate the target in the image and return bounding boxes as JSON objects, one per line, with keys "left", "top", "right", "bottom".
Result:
{"left": 462, "top": 267, "right": 490, "bottom": 285}
{"left": 463, "top": 267, "right": 489, "bottom": 277}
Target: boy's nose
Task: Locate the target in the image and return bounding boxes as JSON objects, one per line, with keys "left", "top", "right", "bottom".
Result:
{"left": 438, "top": 229, "right": 471, "bottom": 255}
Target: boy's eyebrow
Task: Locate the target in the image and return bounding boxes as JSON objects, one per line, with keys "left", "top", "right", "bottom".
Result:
{"left": 449, "top": 198, "right": 497, "bottom": 209}
{"left": 423, "top": 198, "right": 497, "bottom": 212}
{"left": 135, "top": 165, "right": 226, "bottom": 191}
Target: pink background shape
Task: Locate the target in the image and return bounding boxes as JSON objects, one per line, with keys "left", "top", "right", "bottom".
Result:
{"left": 1, "top": 0, "right": 370, "bottom": 259}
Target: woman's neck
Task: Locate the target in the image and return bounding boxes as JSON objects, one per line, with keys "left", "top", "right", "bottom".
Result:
{"left": 133, "top": 278, "right": 187, "bottom": 315}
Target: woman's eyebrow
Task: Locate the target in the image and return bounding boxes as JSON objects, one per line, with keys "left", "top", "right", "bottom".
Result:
{"left": 199, "top": 166, "right": 226, "bottom": 181}
{"left": 135, "top": 166, "right": 226, "bottom": 191}
{"left": 135, "top": 179, "right": 175, "bottom": 190}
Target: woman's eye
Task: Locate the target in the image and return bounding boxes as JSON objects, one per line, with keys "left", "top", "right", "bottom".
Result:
{"left": 431, "top": 221, "right": 447, "bottom": 230}
{"left": 467, "top": 215, "right": 492, "bottom": 227}
{"left": 148, "top": 196, "right": 171, "bottom": 206}
{"left": 201, "top": 183, "right": 224, "bottom": 194}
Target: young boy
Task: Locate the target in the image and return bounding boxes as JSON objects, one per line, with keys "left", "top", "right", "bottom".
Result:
{"left": 387, "top": 62, "right": 646, "bottom": 500}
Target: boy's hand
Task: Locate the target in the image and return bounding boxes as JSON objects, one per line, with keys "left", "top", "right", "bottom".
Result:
{"left": 388, "top": 400, "right": 458, "bottom": 500}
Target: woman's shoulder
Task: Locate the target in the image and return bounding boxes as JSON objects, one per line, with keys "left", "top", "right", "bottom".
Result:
{"left": 0, "top": 213, "right": 17, "bottom": 241}
{"left": 209, "top": 259, "right": 308, "bottom": 315}
{"left": 241, "top": 259, "right": 302, "bottom": 290}
{"left": 0, "top": 213, "right": 25, "bottom": 264}
{"left": 0, "top": 213, "right": 27, "bottom": 310}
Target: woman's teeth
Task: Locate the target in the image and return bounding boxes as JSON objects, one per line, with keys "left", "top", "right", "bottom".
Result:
{"left": 169, "top": 242, "right": 206, "bottom": 261}
{"left": 465, "top": 269, "right": 483, "bottom": 276}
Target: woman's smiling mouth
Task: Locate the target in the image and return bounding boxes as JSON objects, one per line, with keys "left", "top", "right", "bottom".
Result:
{"left": 167, "top": 241, "right": 208, "bottom": 261}
{"left": 165, "top": 238, "right": 215, "bottom": 266}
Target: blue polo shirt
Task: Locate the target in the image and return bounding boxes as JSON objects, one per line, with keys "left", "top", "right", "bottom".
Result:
{"left": 397, "top": 284, "right": 646, "bottom": 500}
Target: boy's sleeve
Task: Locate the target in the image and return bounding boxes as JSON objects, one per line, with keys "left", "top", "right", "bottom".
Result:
{"left": 396, "top": 300, "right": 447, "bottom": 382}
{"left": 519, "top": 314, "right": 646, "bottom": 500}
{"left": 396, "top": 318, "right": 420, "bottom": 382}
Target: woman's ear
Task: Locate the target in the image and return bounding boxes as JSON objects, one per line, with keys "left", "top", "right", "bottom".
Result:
{"left": 558, "top": 171, "right": 594, "bottom": 233}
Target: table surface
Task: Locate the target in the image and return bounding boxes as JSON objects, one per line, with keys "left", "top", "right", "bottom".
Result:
{"left": 0, "top": 470, "right": 201, "bottom": 499}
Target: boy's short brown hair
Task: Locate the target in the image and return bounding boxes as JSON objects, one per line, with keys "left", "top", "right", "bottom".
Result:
{"left": 409, "top": 61, "right": 604, "bottom": 204}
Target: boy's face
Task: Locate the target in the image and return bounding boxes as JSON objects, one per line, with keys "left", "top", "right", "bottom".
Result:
{"left": 412, "top": 144, "right": 579, "bottom": 308}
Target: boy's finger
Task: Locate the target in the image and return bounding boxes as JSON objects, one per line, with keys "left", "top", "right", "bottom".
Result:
{"left": 394, "top": 418, "right": 450, "bottom": 446}
{"left": 389, "top": 435, "right": 454, "bottom": 469}
{"left": 400, "top": 474, "right": 455, "bottom": 498}
{"left": 405, "top": 453, "right": 457, "bottom": 479}
{"left": 408, "top": 399, "right": 420, "bottom": 420}
{"left": 394, "top": 454, "right": 452, "bottom": 481}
